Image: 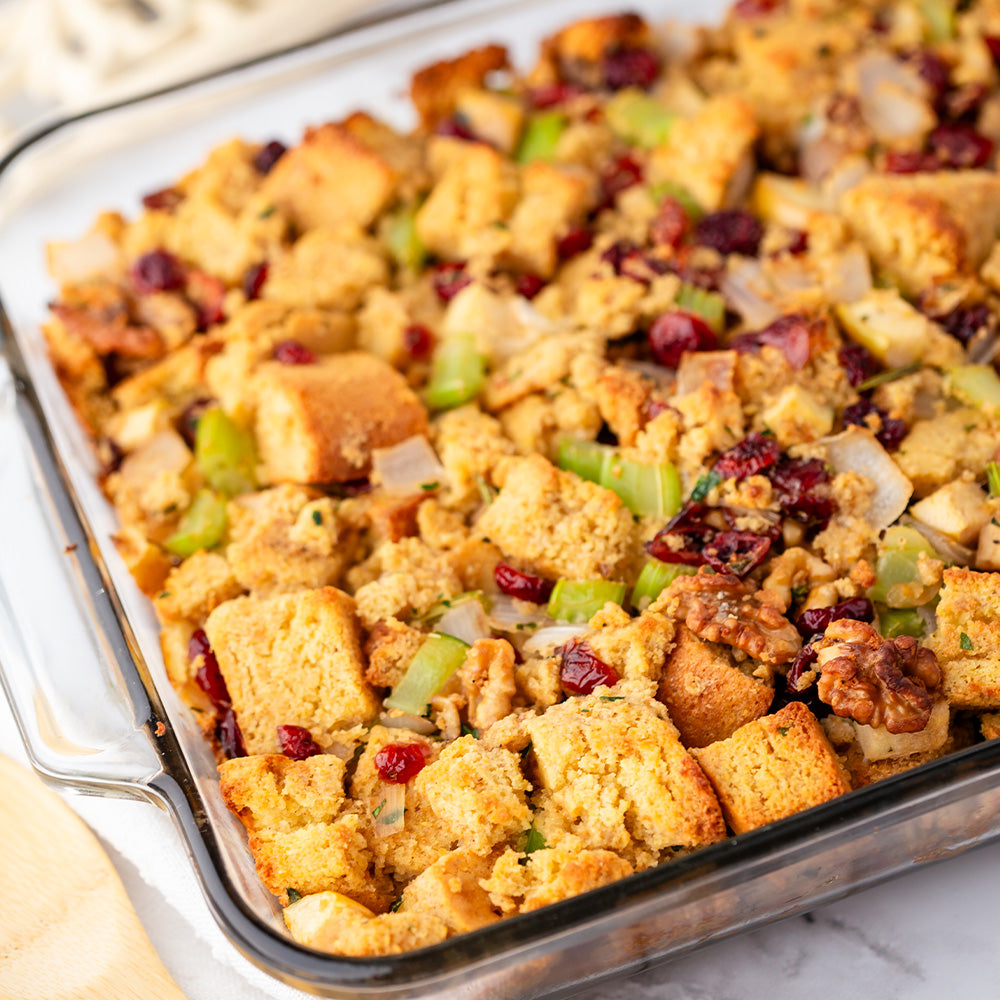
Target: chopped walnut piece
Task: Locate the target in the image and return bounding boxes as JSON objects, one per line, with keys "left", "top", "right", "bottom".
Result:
{"left": 651, "top": 569, "right": 802, "bottom": 666}
{"left": 460, "top": 638, "right": 518, "bottom": 731}
{"left": 814, "top": 620, "right": 942, "bottom": 735}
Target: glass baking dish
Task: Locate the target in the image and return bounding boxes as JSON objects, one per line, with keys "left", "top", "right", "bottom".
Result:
{"left": 3, "top": 0, "right": 1000, "bottom": 996}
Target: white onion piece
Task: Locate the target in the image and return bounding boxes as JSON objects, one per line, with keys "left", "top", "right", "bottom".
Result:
{"left": 372, "top": 781, "right": 406, "bottom": 839}
{"left": 47, "top": 230, "right": 121, "bottom": 285}
{"left": 824, "top": 156, "right": 870, "bottom": 202}
{"left": 968, "top": 331, "right": 1000, "bottom": 366}
{"left": 800, "top": 136, "right": 842, "bottom": 186}
{"left": 436, "top": 600, "right": 491, "bottom": 645}
{"left": 371, "top": 435, "right": 447, "bottom": 495}
{"left": 720, "top": 259, "right": 781, "bottom": 329}
{"left": 379, "top": 712, "right": 437, "bottom": 735}
{"left": 822, "top": 245, "right": 873, "bottom": 304}
{"left": 855, "top": 51, "right": 933, "bottom": 142}
{"left": 488, "top": 594, "right": 554, "bottom": 632}
{"left": 117, "top": 429, "right": 191, "bottom": 487}
{"left": 818, "top": 426, "right": 913, "bottom": 531}
{"left": 523, "top": 624, "right": 590, "bottom": 657}
{"left": 443, "top": 283, "right": 514, "bottom": 361}
{"left": 902, "top": 517, "right": 975, "bottom": 567}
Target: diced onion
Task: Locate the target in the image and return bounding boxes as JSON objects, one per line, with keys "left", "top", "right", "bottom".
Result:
{"left": 47, "top": 230, "right": 121, "bottom": 285}
{"left": 822, "top": 245, "right": 873, "bottom": 304}
{"left": 436, "top": 600, "right": 492, "bottom": 645}
{"left": 720, "top": 259, "right": 781, "bottom": 329}
{"left": 487, "top": 594, "right": 554, "bottom": 632}
{"left": 523, "top": 625, "right": 590, "bottom": 657}
{"left": 379, "top": 712, "right": 438, "bottom": 735}
{"left": 855, "top": 51, "right": 933, "bottom": 143}
{"left": 118, "top": 429, "right": 192, "bottom": 487}
{"left": 902, "top": 516, "right": 975, "bottom": 567}
{"left": 371, "top": 435, "right": 447, "bottom": 495}
{"left": 372, "top": 782, "right": 406, "bottom": 839}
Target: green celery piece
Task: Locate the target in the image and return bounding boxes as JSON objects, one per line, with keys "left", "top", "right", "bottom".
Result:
{"left": 547, "top": 579, "right": 626, "bottom": 623}
{"left": 945, "top": 365, "right": 1000, "bottom": 413}
{"left": 919, "top": 0, "right": 956, "bottom": 41}
{"left": 602, "top": 455, "right": 682, "bottom": 518}
{"left": 878, "top": 606, "right": 926, "bottom": 640}
{"left": 425, "top": 334, "right": 486, "bottom": 410}
{"left": 195, "top": 407, "right": 258, "bottom": 496}
{"left": 165, "top": 489, "right": 228, "bottom": 558}
{"left": 988, "top": 461, "right": 1000, "bottom": 498}
{"left": 675, "top": 282, "right": 726, "bottom": 335}
{"left": 557, "top": 437, "right": 615, "bottom": 484}
{"left": 515, "top": 111, "right": 568, "bottom": 164}
{"left": 868, "top": 525, "right": 939, "bottom": 608}
{"left": 630, "top": 560, "right": 697, "bottom": 610}
{"left": 385, "top": 633, "right": 470, "bottom": 715}
{"left": 605, "top": 89, "right": 675, "bottom": 148}
{"left": 383, "top": 205, "right": 427, "bottom": 271}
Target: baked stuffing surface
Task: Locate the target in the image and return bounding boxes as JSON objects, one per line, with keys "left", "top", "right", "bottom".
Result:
{"left": 40, "top": 0, "right": 1000, "bottom": 955}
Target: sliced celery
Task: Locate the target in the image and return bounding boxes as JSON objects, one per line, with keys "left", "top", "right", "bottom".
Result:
{"left": 382, "top": 205, "right": 427, "bottom": 271}
{"left": 878, "top": 606, "right": 926, "bottom": 640}
{"left": 195, "top": 407, "right": 258, "bottom": 496}
{"left": 868, "top": 525, "right": 939, "bottom": 608}
{"left": 988, "top": 461, "right": 1000, "bottom": 498}
{"left": 425, "top": 334, "right": 486, "bottom": 410}
{"left": 945, "top": 365, "right": 1000, "bottom": 414}
{"left": 605, "top": 89, "right": 675, "bottom": 148}
{"left": 165, "top": 489, "right": 228, "bottom": 558}
{"left": 919, "top": 0, "right": 956, "bottom": 41}
{"left": 675, "top": 282, "right": 726, "bottom": 335}
{"left": 515, "top": 111, "right": 568, "bottom": 163}
{"left": 557, "top": 437, "right": 615, "bottom": 485}
{"left": 630, "top": 560, "right": 697, "bottom": 610}
{"left": 547, "top": 579, "right": 626, "bottom": 623}
{"left": 385, "top": 633, "right": 470, "bottom": 715}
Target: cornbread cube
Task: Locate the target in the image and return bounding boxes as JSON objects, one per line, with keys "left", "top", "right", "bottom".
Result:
{"left": 692, "top": 702, "right": 852, "bottom": 835}
{"left": 254, "top": 353, "right": 428, "bottom": 485}
{"left": 530, "top": 13, "right": 650, "bottom": 87}
{"left": 154, "top": 550, "right": 243, "bottom": 624}
{"left": 481, "top": 846, "right": 634, "bottom": 916}
{"left": 475, "top": 454, "right": 636, "bottom": 581}
{"left": 432, "top": 404, "right": 516, "bottom": 508}
{"left": 204, "top": 587, "right": 378, "bottom": 755}
{"left": 524, "top": 681, "right": 726, "bottom": 862}
{"left": 927, "top": 567, "right": 1000, "bottom": 708}
{"left": 585, "top": 604, "right": 676, "bottom": 684}
{"left": 219, "top": 754, "right": 391, "bottom": 911}
{"left": 398, "top": 849, "right": 499, "bottom": 933}
{"left": 658, "top": 627, "right": 774, "bottom": 749}
{"left": 225, "top": 485, "right": 346, "bottom": 595}
{"left": 363, "top": 617, "right": 426, "bottom": 689}
{"left": 410, "top": 44, "right": 510, "bottom": 130}
{"left": 350, "top": 729, "right": 532, "bottom": 882}
{"left": 284, "top": 891, "right": 448, "bottom": 956}
{"left": 261, "top": 123, "right": 397, "bottom": 231}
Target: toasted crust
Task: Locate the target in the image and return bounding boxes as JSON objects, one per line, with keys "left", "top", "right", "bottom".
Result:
{"left": 410, "top": 44, "right": 510, "bottom": 129}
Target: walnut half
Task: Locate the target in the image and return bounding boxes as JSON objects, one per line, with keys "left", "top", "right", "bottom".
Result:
{"left": 653, "top": 569, "right": 802, "bottom": 666}
{"left": 814, "top": 619, "right": 942, "bottom": 735}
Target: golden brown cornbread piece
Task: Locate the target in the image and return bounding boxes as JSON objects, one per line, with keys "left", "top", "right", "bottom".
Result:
{"left": 225, "top": 485, "right": 346, "bottom": 595}
{"left": 476, "top": 454, "right": 635, "bottom": 581}
{"left": 524, "top": 681, "right": 725, "bottom": 863}
{"left": 692, "top": 702, "right": 852, "bottom": 835}
{"left": 658, "top": 627, "right": 774, "bottom": 749}
{"left": 153, "top": 550, "right": 243, "bottom": 624}
{"left": 585, "top": 604, "right": 675, "bottom": 684}
{"left": 204, "top": 587, "right": 378, "bottom": 755}
{"left": 260, "top": 122, "right": 397, "bottom": 231}
{"left": 399, "top": 849, "right": 499, "bottom": 933}
{"left": 410, "top": 44, "right": 510, "bottom": 130}
{"left": 254, "top": 352, "right": 428, "bottom": 485}
{"left": 482, "top": 847, "right": 634, "bottom": 916}
{"left": 927, "top": 568, "right": 1000, "bottom": 708}
{"left": 219, "top": 754, "right": 391, "bottom": 911}
{"left": 363, "top": 617, "right": 426, "bottom": 690}
{"left": 531, "top": 13, "right": 650, "bottom": 87}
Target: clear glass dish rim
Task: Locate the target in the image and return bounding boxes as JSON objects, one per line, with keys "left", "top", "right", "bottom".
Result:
{"left": 2, "top": 0, "right": 1000, "bottom": 991}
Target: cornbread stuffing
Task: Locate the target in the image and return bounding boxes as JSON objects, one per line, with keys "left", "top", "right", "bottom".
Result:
{"left": 43, "top": 0, "right": 1000, "bottom": 956}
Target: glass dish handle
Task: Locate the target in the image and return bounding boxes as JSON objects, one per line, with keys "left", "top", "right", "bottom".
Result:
{"left": 0, "top": 357, "right": 163, "bottom": 799}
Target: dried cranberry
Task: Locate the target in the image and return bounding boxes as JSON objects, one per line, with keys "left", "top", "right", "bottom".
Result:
{"left": 516, "top": 273, "right": 546, "bottom": 299}
{"left": 273, "top": 339, "right": 316, "bottom": 365}
{"left": 601, "top": 239, "right": 641, "bottom": 275}
{"left": 714, "top": 431, "right": 781, "bottom": 480}
{"left": 402, "top": 323, "right": 435, "bottom": 360}
{"left": 929, "top": 123, "right": 994, "bottom": 169}
{"left": 277, "top": 724, "right": 323, "bottom": 760}
{"left": 178, "top": 397, "right": 214, "bottom": 449}
{"left": 130, "top": 249, "right": 185, "bottom": 294}
{"left": 785, "top": 640, "right": 818, "bottom": 693}
{"left": 944, "top": 82, "right": 987, "bottom": 123}
{"left": 842, "top": 398, "right": 907, "bottom": 451}
{"left": 432, "top": 262, "right": 472, "bottom": 302}
{"left": 602, "top": 46, "right": 660, "bottom": 91}
{"left": 190, "top": 629, "right": 231, "bottom": 711}
{"left": 694, "top": 210, "right": 763, "bottom": 257}
{"left": 559, "top": 639, "right": 620, "bottom": 695}
{"left": 733, "top": 0, "right": 783, "bottom": 16}
{"left": 648, "top": 310, "right": 718, "bottom": 368}
{"left": 767, "top": 457, "right": 834, "bottom": 527}
{"left": 796, "top": 597, "right": 874, "bottom": 637}
{"left": 905, "top": 49, "right": 950, "bottom": 107}
{"left": 650, "top": 196, "right": 689, "bottom": 249}
{"left": 494, "top": 562, "right": 555, "bottom": 604}
{"left": 986, "top": 36, "right": 1000, "bottom": 67}
{"left": 783, "top": 229, "right": 809, "bottom": 256}
{"left": 556, "top": 226, "right": 594, "bottom": 260}
{"left": 838, "top": 342, "right": 880, "bottom": 388}
{"left": 528, "top": 83, "right": 584, "bottom": 108}
{"left": 242, "top": 261, "right": 269, "bottom": 301}
{"left": 600, "top": 154, "right": 643, "bottom": 206}
{"left": 374, "top": 743, "right": 430, "bottom": 783}
{"left": 434, "top": 114, "right": 480, "bottom": 142}
{"left": 142, "top": 186, "right": 183, "bottom": 213}
{"left": 645, "top": 503, "right": 715, "bottom": 565}
{"left": 883, "top": 149, "right": 939, "bottom": 174}
{"left": 731, "top": 313, "right": 814, "bottom": 370}
{"left": 703, "top": 530, "right": 773, "bottom": 577}
{"left": 936, "top": 302, "right": 990, "bottom": 346}
{"left": 217, "top": 708, "right": 246, "bottom": 759}
{"left": 253, "top": 140, "right": 287, "bottom": 175}
{"left": 338, "top": 478, "right": 373, "bottom": 497}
